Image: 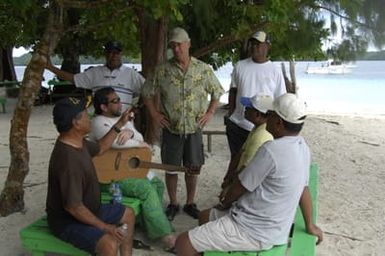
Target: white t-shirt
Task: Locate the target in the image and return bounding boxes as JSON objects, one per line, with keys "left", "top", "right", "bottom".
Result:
{"left": 229, "top": 58, "right": 286, "bottom": 131}
{"left": 74, "top": 65, "right": 145, "bottom": 110}
{"left": 230, "top": 136, "right": 310, "bottom": 249}
{"left": 89, "top": 115, "right": 144, "bottom": 148}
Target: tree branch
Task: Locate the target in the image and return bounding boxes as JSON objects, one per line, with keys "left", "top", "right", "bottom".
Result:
{"left": 192, "top": 23, "right": 267, "bottom": 58}
{"left": 312, "top": 4, "right": 378, "bottom": 32}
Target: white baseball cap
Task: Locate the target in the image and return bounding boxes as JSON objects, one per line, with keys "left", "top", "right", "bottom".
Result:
{"left": 263, "top": 93, "right": 307, "bottom": 124}
{"left": 250, "top": 31, "right": 270, "bottom": 44}
{"left": 240, "top": 94, "right": 273, "bottom": 114}
{"left": 169, "top": 27, "right": 190, "bottom": 43}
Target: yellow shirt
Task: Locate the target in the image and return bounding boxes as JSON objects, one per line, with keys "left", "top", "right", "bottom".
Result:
{"left": 237, "top": 123, "right": 273, "bottom": 171}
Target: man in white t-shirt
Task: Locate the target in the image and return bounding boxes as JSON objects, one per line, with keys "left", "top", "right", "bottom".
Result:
{"left": 46, "top": 41, "right": 145, "bottom": 110}
{"left": 175, "top": 93, "right": 323, "bottom": 255}
{"left": 226, "top": 31, "right": 286, "bottom": 159}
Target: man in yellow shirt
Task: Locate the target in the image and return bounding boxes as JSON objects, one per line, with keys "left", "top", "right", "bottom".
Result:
{"left": 220, "top": 94, "right": 273, "bottom": 200}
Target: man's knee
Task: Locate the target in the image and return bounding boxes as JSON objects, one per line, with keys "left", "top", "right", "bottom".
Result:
{"left": 175, "top": 231, "right": 197, "bottom": 255}
{"left": 96, "top": 234, "right": 119, "bottom": 255}
{"left": 121, "top": 206, "right": 135, "bottom": 223}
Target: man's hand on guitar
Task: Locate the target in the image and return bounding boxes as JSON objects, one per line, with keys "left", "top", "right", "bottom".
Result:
{"left": 116, "top": 129, "right": 134, "bottom": 145}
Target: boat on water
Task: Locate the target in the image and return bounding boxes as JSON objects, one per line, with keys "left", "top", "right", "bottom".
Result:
{"left": 306, "top": 60, "right": 355, "bottom": 74}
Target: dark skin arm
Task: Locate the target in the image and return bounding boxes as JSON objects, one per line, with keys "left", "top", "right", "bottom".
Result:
{"left": 221, "top": 150, "right": 242, "bottom": 189}
{"left": 227, "top": 87, "right": 237, "bottom": 116}
{"left": 216, "top": 177, "right": 247, "bottom": 210}
{"left": 299, "top": 186, "right": 323, "bottom": 245}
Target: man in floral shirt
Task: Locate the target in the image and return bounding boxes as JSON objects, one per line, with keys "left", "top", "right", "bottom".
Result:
{"left": 142, "top": 27, "right": 224, "bottom": 221}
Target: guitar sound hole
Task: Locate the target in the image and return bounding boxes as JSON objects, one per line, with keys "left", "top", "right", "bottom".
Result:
{"left": 128, "top": 157, "right": 140, "bottom": 169}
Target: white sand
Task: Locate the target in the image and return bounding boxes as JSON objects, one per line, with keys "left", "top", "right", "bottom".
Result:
{"left": 1, "top": 98, "right": 385, "bottom": 255}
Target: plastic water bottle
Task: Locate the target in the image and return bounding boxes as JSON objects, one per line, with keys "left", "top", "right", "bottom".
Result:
{"left": 110, "top": 182, "right": 122, "bottom": 204}
{"left": 117, "top": 223, "right": 128, "bottom": 237}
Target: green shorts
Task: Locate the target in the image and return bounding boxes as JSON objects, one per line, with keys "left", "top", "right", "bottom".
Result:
{"left": 161, "top": 129, "right": 204, "bottom": 174}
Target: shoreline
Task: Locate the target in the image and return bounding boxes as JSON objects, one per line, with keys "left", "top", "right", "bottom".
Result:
{"left": 1, "top": 101, "right": 385, "bottom": 255}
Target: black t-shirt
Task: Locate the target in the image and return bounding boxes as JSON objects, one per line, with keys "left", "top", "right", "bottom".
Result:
{"left": 46, "top": 139, "right": 100, "bottom": 235}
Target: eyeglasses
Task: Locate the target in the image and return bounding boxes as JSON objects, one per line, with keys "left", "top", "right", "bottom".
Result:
{"left": 108, "top": 97, "right": 121, "bottom": 104}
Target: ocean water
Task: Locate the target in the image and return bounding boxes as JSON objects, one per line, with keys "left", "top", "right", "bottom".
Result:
{"left": 15, "top": 60, "right": 385, "bottom": 116}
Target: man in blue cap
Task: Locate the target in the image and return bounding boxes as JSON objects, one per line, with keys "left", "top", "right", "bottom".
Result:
{"left": 46, "top": 41, "right": 144, "bottom": 110}
{"left": 46, "top": 97, "right": 135, "bottom": 255}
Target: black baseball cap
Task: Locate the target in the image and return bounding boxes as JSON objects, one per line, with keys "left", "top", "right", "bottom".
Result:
{"left": 104, "top": 41, "right": 123, "bottom": 52}
{"left": 53, "top": 97, "right": 87, "bottom": 133}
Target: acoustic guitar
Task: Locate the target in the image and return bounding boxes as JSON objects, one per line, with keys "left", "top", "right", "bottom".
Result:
{"left": 93, "top": 147, "right": 197, "bottom": 184}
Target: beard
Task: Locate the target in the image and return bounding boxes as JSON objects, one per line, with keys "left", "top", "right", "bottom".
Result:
{"left": 112, "top": 110, "right": 121, "bottom": 117}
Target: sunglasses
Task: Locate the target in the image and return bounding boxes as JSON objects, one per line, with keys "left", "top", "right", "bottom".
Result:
{"left": 108, "top": 97, "right": 121, "bottom": 104}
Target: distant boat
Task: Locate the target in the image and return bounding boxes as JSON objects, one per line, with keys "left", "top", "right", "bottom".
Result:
{"left": 306, "top": 60, "right": 354, "bottom": 74}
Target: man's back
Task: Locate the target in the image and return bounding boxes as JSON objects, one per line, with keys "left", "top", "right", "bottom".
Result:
{"left": 231, "top": 135, "right": 310, "bottom": 249}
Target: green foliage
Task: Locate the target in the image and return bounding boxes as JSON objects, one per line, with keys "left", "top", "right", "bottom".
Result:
{"left": 3, "top": 0, "right": 385, "bottom": 67}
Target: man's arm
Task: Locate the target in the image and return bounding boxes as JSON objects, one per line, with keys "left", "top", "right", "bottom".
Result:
{"left": 143, "top": 96, "right": 170, "bottom": 128}
{"left": 97, "top": 108, "right": 133, "bottom": 155}
{"left": 46, "top": 58, "right": 75, "bottom": 83}
{"left": 228, "top": 88, "right": 237, "bottom": 116}
{"left": 221, "top": 150, "right": 242, "bottom": 188}
{"left": 299, "top": 186, "right": 323, "bottom": 244}
{"left": 217, "top": 177, "right": 247, "bottom": 210}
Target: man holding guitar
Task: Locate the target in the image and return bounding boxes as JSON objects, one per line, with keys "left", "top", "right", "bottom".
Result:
{"left": 90, "top": 87, "right": 176, "bottom": 251}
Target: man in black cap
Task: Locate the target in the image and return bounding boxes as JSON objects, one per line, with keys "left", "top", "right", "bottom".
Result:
{"left": 46, "top": 97, "right": 135, "bottom": 255}
{"left": 46, "top": 41, "right": 144, "bottom": 110}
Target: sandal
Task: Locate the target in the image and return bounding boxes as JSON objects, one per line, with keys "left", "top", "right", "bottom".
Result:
{"left": 133, "top": 239, "right": 153, "bottom": 251}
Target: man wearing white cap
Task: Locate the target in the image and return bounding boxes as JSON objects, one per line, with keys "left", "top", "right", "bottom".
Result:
{"left": 176, "top": 93, "right": 322, "bottom": 255}
{"left": 142, "top": 27, "right": 224, "bottom": 221}
{"left": 226, "top": 31, "right": 286, "bottom": 160}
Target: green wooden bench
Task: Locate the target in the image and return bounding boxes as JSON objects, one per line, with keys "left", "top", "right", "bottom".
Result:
{"left": 204, "top": 163, "right": 319, "bottom": 256}
{"left": 19, "top": 193, "right": 141, "bottom": 256}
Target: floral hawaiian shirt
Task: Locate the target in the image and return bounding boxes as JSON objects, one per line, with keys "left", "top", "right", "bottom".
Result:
{"left": 142, "top": 57, "right": 224, "bottom": 134}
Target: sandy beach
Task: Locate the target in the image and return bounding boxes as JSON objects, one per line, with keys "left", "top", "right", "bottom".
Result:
{"left": 1, "top": 97, "right": 385, "bottom": 255}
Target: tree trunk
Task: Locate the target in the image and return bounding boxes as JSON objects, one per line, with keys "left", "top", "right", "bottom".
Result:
{"left": 0, "top": 47, "right": 17, "bottom": 81}
{"left": 137, "top": 10, "right": 167, "bottom": 144}
{"left": 0, "top": 11, "right": 61, "bottom": 216}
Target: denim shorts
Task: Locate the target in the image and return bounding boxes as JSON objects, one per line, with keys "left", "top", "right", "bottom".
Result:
{"left": 58, "top": 203, "right": 125, "bottom": 254}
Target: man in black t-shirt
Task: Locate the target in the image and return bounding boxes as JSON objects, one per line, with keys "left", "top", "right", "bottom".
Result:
{"left": 46, "top": 97, "right": 134, "bottom": 255}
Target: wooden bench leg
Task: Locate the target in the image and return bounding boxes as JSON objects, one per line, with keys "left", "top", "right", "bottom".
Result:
{"left": 207, "top": 134, "right": 212, "bottom": 153}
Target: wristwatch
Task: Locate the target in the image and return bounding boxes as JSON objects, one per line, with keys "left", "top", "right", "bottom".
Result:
{"left": 112, "top": 125, "right": 121, "bottom": 133}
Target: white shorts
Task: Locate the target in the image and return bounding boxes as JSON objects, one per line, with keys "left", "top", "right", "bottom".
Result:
{"left": 188, "top": 213, "right": 262, "bottom": 252}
